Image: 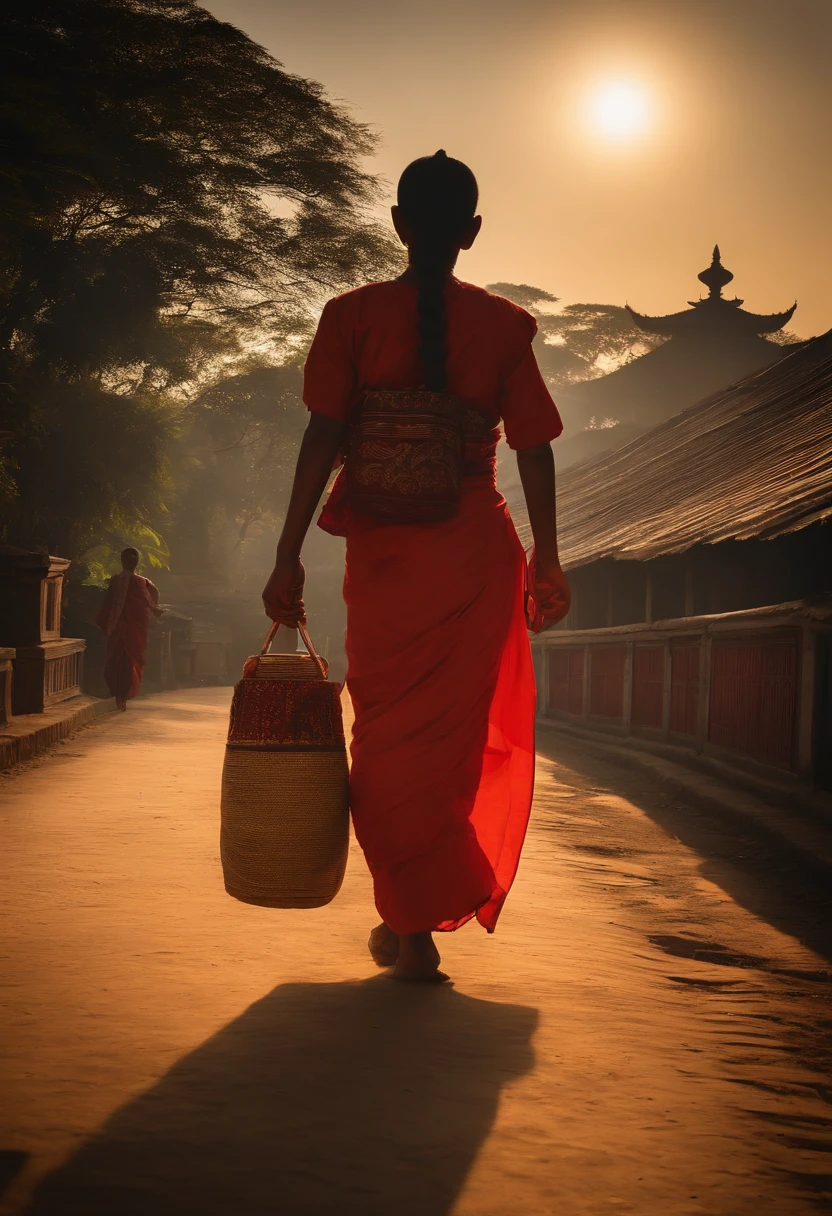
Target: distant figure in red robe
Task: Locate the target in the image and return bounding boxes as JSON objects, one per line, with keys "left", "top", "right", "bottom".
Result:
{"left": 96, "top": 548, "right": 163, "bottom": 711}
{"left": 263, "top": 152, "right": 570, "bottom": 982}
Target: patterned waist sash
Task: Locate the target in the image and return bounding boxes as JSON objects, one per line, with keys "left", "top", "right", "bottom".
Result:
{"left": 461, "top": 407, "right": 500, "bottom": 482}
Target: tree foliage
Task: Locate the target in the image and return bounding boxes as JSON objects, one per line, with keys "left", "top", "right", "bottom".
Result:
{"left": 172, "top": 364, "right": 308, "bottom": 579}
{"left": 1, "top": 0, "right": 397, "bottom": 569}
{"left": 767, "top": 329, "right": 803, "bottom": 347}
{"left": 487, "top": 283, "right": 665, "bottom": 385}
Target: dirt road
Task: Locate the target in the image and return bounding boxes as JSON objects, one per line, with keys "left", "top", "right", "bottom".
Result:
{"left": 0, "top": 689, "right": 829, "bottom": 1215}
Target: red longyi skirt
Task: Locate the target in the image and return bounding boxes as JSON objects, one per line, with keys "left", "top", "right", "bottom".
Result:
{"left": 340, "top": 481, "right": 536, "bottom": 936}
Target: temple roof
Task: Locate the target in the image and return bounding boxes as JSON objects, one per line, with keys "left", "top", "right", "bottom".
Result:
{"left": 627, "top": 246, "right": 796, "bottom": 338}
{"left": 512, "top": 328, "right": 832, "bottom": 568}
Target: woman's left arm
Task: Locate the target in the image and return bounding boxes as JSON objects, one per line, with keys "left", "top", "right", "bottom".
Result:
{"left": 516, "top": 441, "right": 571, "bottom": 631}
{"left": 262, "top": 413, "right": 347, "bottom": 625}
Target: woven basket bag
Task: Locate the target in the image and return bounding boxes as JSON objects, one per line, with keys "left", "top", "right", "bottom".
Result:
{"left": 220, "top": 623, "right": 349, "bottom": 908}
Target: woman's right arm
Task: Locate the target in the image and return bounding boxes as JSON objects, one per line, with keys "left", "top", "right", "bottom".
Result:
{"left": 262, "top": 413, "right": 347, "bottom": 625}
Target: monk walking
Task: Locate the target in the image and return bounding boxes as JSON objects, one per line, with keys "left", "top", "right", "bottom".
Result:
{"left": 96, "top": 547, "right": 164, "bottom": 710}
{"left": 263, "top": 152, "right": 570, "bottom": 982}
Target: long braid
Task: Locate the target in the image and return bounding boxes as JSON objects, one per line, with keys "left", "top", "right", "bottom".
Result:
{"left": 397, "top": 151, "right": 479, "bottom": 392}
{"left": 411, "top": 243, "right": 449, "bottom": 390}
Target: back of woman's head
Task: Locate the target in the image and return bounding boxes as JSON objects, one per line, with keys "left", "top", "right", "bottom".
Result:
{"left": 397, "top": 151, "right": 478, "bottom": 252}
{"left": 397, "top": 151, "right": 478, "bottom": 391}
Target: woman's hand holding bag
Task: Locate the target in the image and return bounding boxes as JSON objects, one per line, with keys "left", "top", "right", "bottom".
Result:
{"left": 262, "top": 555, "right": 306, "bottom": 626}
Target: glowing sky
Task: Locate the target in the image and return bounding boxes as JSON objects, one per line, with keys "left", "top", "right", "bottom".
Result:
{"left": 205, "top": 0, "right": 830, "bottom": 337}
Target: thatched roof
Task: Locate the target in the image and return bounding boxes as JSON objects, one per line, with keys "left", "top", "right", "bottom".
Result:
{"left": 513, "top": 328, "right": 832, "bottom": 570}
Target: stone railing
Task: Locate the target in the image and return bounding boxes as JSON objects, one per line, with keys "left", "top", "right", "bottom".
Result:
{"left": 0, "top": 648, "right": 14, "bottom": 726}
{"left": 13, "top": 638, "right": 85, "bottom": 715}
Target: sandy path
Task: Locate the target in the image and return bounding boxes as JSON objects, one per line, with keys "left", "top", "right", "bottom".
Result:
{"left": 0, "top": 688, "right": 829, "bottom": 1215}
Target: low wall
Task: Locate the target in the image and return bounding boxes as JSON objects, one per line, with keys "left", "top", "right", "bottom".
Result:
{"left": 0, "top": 695, "right": 115, "bottom": 769}
{"left": 532, "top": 599, "right": 832, "bottom": 788}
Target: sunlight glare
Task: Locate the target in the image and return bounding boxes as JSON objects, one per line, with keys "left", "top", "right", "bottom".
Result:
{"left": 588, "top": 80, "right": 652, "bottom": 143}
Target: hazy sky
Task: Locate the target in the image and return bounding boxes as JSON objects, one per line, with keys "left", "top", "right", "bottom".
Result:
{"left": 206, "top": 0, "right": 831, "bottom": 337}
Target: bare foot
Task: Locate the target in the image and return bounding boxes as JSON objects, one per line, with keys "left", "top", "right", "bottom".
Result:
{"left": 368, "top": 922, "right": 398, "bottom": 967}
{"left": 392, "top": 932, "right": 450, "bottom": 984}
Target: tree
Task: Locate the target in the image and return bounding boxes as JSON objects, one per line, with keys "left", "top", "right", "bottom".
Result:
{"left": 487, "top": 283, "right": 665, "bottom": 385}
{"left": 767, "top": 329, "right": 804, "bottom": 347}
{"left": 0, "top": 0, "right": 397, "bottom": 571}
{"left": 172, "top": 363, "right": 308, "bottom": 580}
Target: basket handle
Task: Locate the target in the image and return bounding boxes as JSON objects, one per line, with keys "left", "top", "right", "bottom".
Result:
{"left": 261, "top": 621, "right": 327, "bottom": 678}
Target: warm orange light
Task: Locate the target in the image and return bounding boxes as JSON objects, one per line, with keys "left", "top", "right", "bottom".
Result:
{"left": 587, "top": 80, "right": 652, "bottom": 142}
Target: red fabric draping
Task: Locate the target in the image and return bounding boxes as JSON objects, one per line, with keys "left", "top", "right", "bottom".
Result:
{"left": 304, "top": 278, "right": 562, "bottom": 935}
{"left": 344, "top": 486, "right": 536, "bottom": 933}
{"left": 96, "top": 574, "right": 160, "bottom": 704}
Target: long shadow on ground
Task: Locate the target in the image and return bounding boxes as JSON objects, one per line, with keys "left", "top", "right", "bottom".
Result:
{"left": 536, "top": 731, "right": 832, "bottom": 969}
{"left": 26, "top": 978, "right": 537, "bottom": 1216}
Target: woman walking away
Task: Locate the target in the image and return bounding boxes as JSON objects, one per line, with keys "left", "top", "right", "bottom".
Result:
{"left": 263, "top": 152, "right": 570, "bottom": 982}
{"left": 96, "top": 547, "right": 164, "bottom": 711}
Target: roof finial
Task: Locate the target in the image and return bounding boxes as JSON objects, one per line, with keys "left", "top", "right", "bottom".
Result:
{"left": 698, "top": 245, "right": 734, "bottom": 299}
{"left": 627, "top": 243, "right": 796, "bottom": 335}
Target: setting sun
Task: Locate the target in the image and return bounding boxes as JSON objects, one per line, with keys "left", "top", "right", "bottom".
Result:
{"left": 587, "top": 80, "right": 652, "bottom": 142}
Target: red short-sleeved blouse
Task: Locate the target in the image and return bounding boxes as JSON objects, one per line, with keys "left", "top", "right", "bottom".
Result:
{"left": 303, "top": 278, "right": 562, "bottom": 450}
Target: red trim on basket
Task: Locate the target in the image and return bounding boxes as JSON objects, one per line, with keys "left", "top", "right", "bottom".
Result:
{"left": 227, "top": 678, "right": 345, "bottom": 747}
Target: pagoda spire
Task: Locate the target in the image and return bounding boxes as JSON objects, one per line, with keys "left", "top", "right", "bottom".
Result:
{"left": 626, "top": 245, "right": 796, "bottom": 338}
{"left": 698, "top": 245, "right": 735, "bottom": 299}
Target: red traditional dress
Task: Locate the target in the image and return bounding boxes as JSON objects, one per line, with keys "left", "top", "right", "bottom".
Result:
{"left": 304, "top": 278, "right": 562, "bottom": 936}
{"left": 96, "top": 572, "right": 162, "bottom": 705}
